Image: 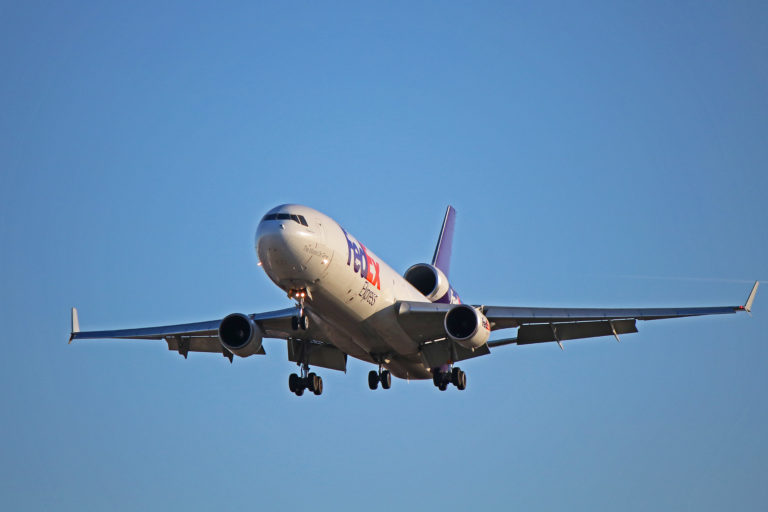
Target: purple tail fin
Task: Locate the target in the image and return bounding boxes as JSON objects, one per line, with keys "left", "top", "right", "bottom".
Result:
{"left": 431, "top": 206, "right": 456, "bottom": 278}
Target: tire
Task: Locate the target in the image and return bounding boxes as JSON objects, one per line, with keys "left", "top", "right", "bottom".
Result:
{"left": 313, "top": 377, "right": 323, "bottom": 396}
{"left": 291, "top": 316, "right": 299, "bottom": 331}
{"left": 295, "top": 387, "right": 304, "bottom": 396}
{"left": 300, "top": 315, "right": 309, "bottom": 330}
{"left": 433, "top": 372, "right": 441, "bottom": 387}
{"left": 457, "top": 371, "right": 467, "bottom": 391}
{"left": 380, "top": 370, "right": 391, "bottom": 390}
{"left": 451, "top": 367, "right": 461, "bottom": 386}
{"left": 308, "top": 372, "right": 317, "bottom": 392}
{"left": 368, "top": 370, "right": 379, "bottom": 390}
{"left": 438, "top": 382, "right": 447, "bottom": 391}
{"left": 289, "top": 373, "right": 299, "bottom": 392}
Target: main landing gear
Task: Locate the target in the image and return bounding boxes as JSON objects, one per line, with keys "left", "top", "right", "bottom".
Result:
{"left": 432, "top": 367, "right": 467, "bottom": 391}
{"left": 368, "top": 366, "right": 392, "bottom": 390}
{"left": 289, "top": 363, "right": 323, "bottom": 396}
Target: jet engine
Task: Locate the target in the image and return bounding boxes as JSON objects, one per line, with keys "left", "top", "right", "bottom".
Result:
{"left": 444, "top": 305, "right": 491, "bottom": 350}
{"left": 404, "top": 263, "right": 452, "bottom": 303}
{"left": 218, "top": 313, "right": 263, "bottom": 357}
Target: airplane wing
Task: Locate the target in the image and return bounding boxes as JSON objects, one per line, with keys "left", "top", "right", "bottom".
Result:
{"left": 397, "top": 281, "right": 759, "bottom": 350}
{"left": 69, "top": 307, "right": 300, "bottom": 360}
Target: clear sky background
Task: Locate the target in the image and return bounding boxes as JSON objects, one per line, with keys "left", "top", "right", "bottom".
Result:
{"left": 1, "top": 1, "right": 767, "bottom": 510}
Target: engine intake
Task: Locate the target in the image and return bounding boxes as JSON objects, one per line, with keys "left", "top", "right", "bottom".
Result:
{"left": 404, "top": 263, "right": 451, "bottom": 302}
{"left": 218, "top": 313, "right": 263, "bottom": 357}
{"left": 444, "top": 305, "right": 491, "bottom": 350}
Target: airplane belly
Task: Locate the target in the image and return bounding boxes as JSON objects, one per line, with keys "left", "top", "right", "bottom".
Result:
{"left": 309, "top": 282, "right": 420, "bottom": 357}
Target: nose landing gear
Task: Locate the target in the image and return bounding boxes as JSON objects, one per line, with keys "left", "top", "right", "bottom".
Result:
{"left": 291, "top": 314, "right": 309, "bottom": 331}
{"left": 288, "top": 288, "right": 310, "bottom": 331}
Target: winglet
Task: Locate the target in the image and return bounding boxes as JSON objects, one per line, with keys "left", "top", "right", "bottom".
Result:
{"left": 744, "top": 281, "right": 759, "bottom": 313}
{"left": 69, "top": 307, "right": 80, "bottom": 344}
{"left": 431, "top": 206, "right": 456, "bottom": 278}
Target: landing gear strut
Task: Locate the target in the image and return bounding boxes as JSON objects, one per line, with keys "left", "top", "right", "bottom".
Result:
{"left": 368, "top": 365, "right": 392, "bottom": 390}
{"left": 289, "top": 363, "right": 323, "bottom": 396}
{"left": 289, "top": 288, "right": 310, "bottom": 331}
{"left": 432, "top": 366, "right": 467, "bottom": 391}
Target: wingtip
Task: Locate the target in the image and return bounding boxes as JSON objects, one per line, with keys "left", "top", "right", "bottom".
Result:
{"left": 744, "top": 281, "right": 759, "bottom": 313}
{"left": 69, "top": 307, "right": 80, "bottom": 344}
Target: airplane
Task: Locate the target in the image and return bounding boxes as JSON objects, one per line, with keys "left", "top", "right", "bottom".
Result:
{"left": 70, "top": 204, "right": 760, "bottom": 396}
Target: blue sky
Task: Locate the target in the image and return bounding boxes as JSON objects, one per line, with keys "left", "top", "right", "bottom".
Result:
{"left": 1, "top": 1, "right": 767, "bottom": 510}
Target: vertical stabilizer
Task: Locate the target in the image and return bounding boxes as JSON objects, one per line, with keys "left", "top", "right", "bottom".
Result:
{"left": 431, "top": 206, "right": 456, "bottom": 278}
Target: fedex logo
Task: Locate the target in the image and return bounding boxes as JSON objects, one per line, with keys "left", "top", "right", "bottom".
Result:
{"left": 341, "top": 228, "right": 381, "bottom": 290}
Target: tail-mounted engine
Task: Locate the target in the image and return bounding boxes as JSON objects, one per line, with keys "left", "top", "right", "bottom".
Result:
{"left": 404, "top": 263, "right": 459, "bottom": 304}
{"left": 444, "top": 304, "right": 491, "bottom": 350}
{"left": 218, "top": 313, "right": 264, "bottom": 357}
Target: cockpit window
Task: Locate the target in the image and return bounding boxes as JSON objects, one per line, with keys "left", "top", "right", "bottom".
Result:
{"left": 261, "top": 213, "right": 309, "bottom": 226}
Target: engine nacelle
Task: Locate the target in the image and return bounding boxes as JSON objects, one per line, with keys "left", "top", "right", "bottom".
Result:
{"left": 218, "top": 313, "right": 263, "bottom": 357}
{"left": 404, "top": 263, "right": 452, "bottom": 303}
{"left": 444, "top": 305, "right": 491, "bottom": 350}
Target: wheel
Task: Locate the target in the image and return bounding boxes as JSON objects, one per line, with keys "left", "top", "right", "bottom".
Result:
{"left": 433, "top": 372, "right": 441, "bottom": 387}
{"left": 295, "top": 387, "right": 304, "bottom": 396}
{"left": 288, "top": 373, "right": 299, "bottom": 392}
{"left": 457, "top": 371, "right": 467, "bottom": 391}
{"left": 380, "top": 370, "right": 391, "bottom": 389}
{"left": 451, "top": 367, "right": 461, "bottom": 386}
{"left": 291, "top": 316, "right": 299, "bottom": 331}
{"left": 299, "top": 314, "right": 309, "bottom": 330}
{"left": 307, "top": 372, "right": 317, "bottom": 392}
{"left": 438, "top": 382, "right": 447, "bottom": 391}
{"left": 368, "top": 370, "right": 379, "bottom": 390}
{"left": 313, "top": 376, "right": 323, "bottom": 395}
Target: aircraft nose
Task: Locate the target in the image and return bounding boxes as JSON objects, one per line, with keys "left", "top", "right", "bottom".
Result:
{"left": 256, "top": 219, "right": 316, "bottom": 279}
{"left": 256, "top": 217, "right": 333, "bottom": 288}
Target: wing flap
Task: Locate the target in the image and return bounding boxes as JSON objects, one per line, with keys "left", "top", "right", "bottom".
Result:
{"left": 166, "top": 336, "right": 227, "bottom": 353}
{"left": 287, "top": 339, "right": 347, "bottom": 372}
{"left": 516, "top": 319, "right": 637, "bottom": 345}
{"left": 419, "top": 339, "right": 490, "bottom": 368}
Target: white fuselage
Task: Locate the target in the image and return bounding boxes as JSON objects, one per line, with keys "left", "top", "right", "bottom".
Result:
{"left": 255, "top": 204, "right": 433, "bottom": 379}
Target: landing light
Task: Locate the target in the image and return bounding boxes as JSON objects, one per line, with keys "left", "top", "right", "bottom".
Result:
{"left": 257, "top": 261, "right": 262, "bottom": 266}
